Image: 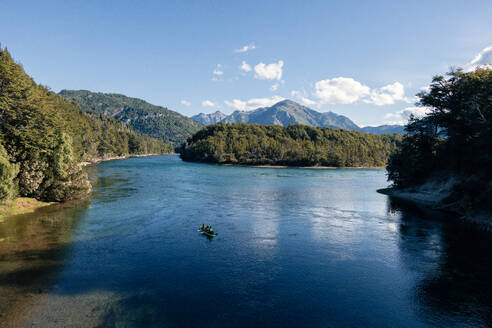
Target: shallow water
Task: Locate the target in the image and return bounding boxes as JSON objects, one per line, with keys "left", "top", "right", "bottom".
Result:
{"left": 0, "top": 155, "right": 490, "bottom": 327}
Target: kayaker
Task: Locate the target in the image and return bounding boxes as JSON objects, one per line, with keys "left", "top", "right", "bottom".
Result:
{"left": 210, "top": 227, "right": 214, "bottom": 233}
{"left": 201, "top": 224, "right": 205, "bottom": 230}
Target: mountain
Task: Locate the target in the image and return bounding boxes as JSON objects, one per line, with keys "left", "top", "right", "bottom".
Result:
{"left": 59, "top": 90, "right": 203, "bottom": 145}
{"left": 360, "top": 125, "right": 405, "bottom": 134}
{"left": 221, "top": 100, "right": 360, "bottom": 129}
{"left": 191, "top": 100, "right": 404, "bottom": 134}
{"left": 0, "top": 47, "right": 171, "bottom": 202}
{"left": 192, "top": 111, "right": 227, "bottom": 125}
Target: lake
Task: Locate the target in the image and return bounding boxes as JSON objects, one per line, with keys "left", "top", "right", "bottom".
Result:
{"left": 0, "top": 155, "right": 490, "bottom": 327}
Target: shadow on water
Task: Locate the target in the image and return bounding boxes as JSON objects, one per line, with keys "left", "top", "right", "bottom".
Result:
{"left": 388, "top": 198, "right": 492, "bottom": 327}
{"left": 0, "top": 199, "right": 90, "bottom": 324}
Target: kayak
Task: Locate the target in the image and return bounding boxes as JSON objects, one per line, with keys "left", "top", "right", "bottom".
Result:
{"left": 199, "top": 227, "right": 217, "bottom": 237}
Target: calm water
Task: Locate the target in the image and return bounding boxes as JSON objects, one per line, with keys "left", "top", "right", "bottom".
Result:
{"left": 0, "top": 155, "right": 491, "bottom": 327}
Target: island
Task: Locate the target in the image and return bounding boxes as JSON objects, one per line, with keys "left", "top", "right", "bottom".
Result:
{"left": 180, "top": 123, "right": 402, "bottom": 167}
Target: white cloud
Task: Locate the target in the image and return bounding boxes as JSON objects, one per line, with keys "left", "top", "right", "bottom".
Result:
{"left": 291, "top": 90, "right": 317, "bottom": 106}
{"left": 254, "top": 60, "right": 284, "bottom": 80}
{"left": 180, "top": 100, "right": 191, "bottom": 106}
{"left": 213, "top": 64, "right": 223, "bottom": 76}
{"left": 240, "top": 61, "right": 251, "bottom": 72}
{"left": 313, "top": 78, "right": 412, "bottom": 105}
{"left": 224, "top": 95, "right": 285, "bottom": 111}
{"left": 465, "top": 45, "right": 492, "bottom": 71}
{"left": 300, "top": 97, "right": 317, "bottom": 106}
{"left": 383, "top": 106, "right": 432, "bottom": 125}
{"left": 365, "top": 82, "right": 411, "bottom": 106}
{"left": 270, "top": 83, "right": 279, "bottom": 91}
{"left": 211, "top": 64, "right": 223, "bottom": 81}
{"left": 202, "top": 100, "right": 217, "bottom": 107}
{"left": 234, "top": 44, "right": 256, "bottom": 53}
{"left": 314, "top": 77, "right": 370, "bottom": 104}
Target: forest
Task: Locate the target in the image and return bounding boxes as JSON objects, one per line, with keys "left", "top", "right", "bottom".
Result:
{"left": 0, "top": 47, "right": 172, "bottom": 202}
{"left": 387, "top": 67, "right": 492, "bottom": 211}
{"left": 59, "top": 89, "right": 203, "bottom": 146}
{"left": 180, "top": 123, "right": 402, "bottom": 167}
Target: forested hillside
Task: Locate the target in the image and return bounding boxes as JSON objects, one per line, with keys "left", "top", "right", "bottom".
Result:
{"left": 59, "top": 90, "right": 203, "bottom": 146}
{"left": 0, "top": 47, "right": 172, "bottom": 202}
{"left": 181, "top": 123, "right": 402, "bottom": 167}
{"left": 387, "top": 68, "right": 492, "bottom": 212}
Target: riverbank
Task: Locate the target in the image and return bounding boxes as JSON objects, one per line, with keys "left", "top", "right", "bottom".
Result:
{"left": 2, "top": 154, "right": 171, "bottom": 220}
{"left": 80, "top": 153, "right": 173, "bottom": 166}
{"left": 221, "top": 163, "right": 385, "bottom": 169}
{"left": 0, "top": 197, "right": 55, "bottom": 220}
{"left": 378, "top": 178, "right": 492, "bottom": 233}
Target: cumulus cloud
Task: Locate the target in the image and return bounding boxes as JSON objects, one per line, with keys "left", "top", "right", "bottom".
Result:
{"left": 365, "top": 82, "right": 411, "bottom": 106}
{"left": 313, "top": 77, "right": 412, "bottom": 105}
{"left": 180, "top": 100, "right": 191, "bottom": 106}
{"left": 240, "top": 61, "right": 251, "bottom": 72}
{"left": 234, "top": 44, "right": 256, "bottom": 53}
{"left": 202, "top": 100, "right": 217, "bottom": 107}
{"left": 465, "top": 45, "right": 492, "bottom": 71}
{"left": 383, "top": 106, "right": 432, "bottom": 125}
{"left": 224, "top": 95, "right": 285, "bottom": 111}
{"left": 314, "top": 77, "right": 370, "bottom": 104}
{"left": 254, "top": 60, "right": 284, "bottom": 80}
{"left": 270, "top": 83, "right": 279, "bottom": 91}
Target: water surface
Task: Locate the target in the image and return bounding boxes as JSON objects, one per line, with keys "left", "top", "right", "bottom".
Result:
{"left": 0, "top": 155, "right": 490, "bottom": 327}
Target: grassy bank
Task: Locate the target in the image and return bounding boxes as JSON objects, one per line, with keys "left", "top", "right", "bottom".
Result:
{"left": 0, "top": 198, "right": 55, "bottom": 219}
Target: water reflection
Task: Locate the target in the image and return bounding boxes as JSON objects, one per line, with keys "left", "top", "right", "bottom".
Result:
{"left": 389, "top": 198, "right": 492, "bottom": 327}
{"left": 0, "top": 200, "right": 89, "bottom": 325}
{"left": 2, "top": 157, "right": 491, "bottom": 327}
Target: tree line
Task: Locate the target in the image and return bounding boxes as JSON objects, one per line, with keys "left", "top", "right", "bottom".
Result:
{"left": 180, "top": 123, "right": 402, "bottom": 167}
{"left": 0, "top": 47, "right": 172, "bottom": 202}
{"left": 387, "top": 67, "right": 492, "bottom": 211}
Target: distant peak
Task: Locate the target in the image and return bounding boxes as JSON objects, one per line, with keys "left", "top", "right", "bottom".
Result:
{"left": 275, "top": 99, "right": 299, "bottom": 106}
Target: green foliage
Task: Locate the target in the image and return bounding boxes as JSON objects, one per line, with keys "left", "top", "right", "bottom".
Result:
{"left": 0, "top": 142, "right": 19, "bottom": 201}
{"left": 59, "top": 89, "right": 203, "bottom": 146}
{"left": 0, "top": 47, "right": 172, "bottom": 202}
{"left": 181, "top": 123, "right": 402, "bottom": 167}
{"left": 387, "top": 68, "right": 492, "bottom": 188}
{"left": 387, "top": 68, "right": 492, "bottom": 212}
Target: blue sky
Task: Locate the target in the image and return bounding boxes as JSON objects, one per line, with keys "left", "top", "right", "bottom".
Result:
{"left": 1, "top": 0, "right": 491, "bottom": 126}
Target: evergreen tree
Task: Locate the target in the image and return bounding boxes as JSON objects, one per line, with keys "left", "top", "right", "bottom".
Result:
{"left": 0, "top": 142, "right": 19, "bottom": 201}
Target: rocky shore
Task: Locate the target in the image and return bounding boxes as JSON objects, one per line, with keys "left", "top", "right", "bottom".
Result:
{"left": 378, "top": 176, "right": 492, "bottom": 233}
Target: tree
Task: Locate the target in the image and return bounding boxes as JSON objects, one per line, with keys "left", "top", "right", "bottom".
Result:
{"left": 0, "top": 142, "right": 19, "bottom": 201}
{"left": 387, "top": 68, "right": 492, "bottom": 188}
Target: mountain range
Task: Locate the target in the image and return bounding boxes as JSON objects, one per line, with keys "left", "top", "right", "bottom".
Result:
{"left": 59, "top": 90, "right": 203, "bottom": 145}
{"left": 192, "top": 100, "right": 405, "bottom": 134}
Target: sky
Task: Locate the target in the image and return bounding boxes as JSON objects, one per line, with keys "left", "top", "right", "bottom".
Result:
{"left": 1, "top": 0, "right": 491, "bottom": 126}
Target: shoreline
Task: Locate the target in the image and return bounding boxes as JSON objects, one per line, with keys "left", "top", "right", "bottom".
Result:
{"left": 2, "top": 153, "right": 172, "bottom": 220}
{"left": 80, "top": 153, "right": 175, "bottom": 166}
{"left": 378, "top": 187, "right": 492, "bottom": 233}
{"left": 216, "top": 163, "right": 385, "bottom": 169}
{"left": 0, "top": 198, "right": 55, "bottom": 220}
